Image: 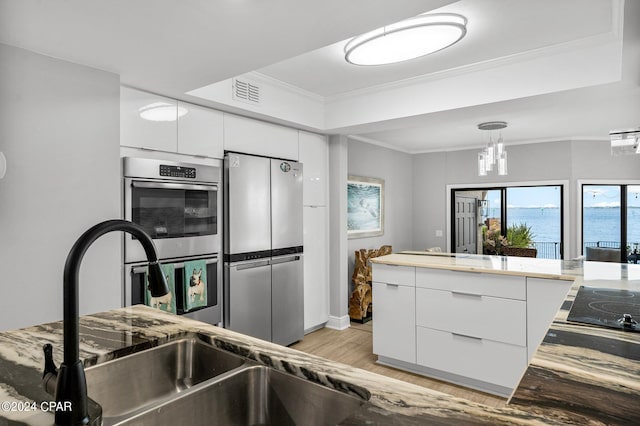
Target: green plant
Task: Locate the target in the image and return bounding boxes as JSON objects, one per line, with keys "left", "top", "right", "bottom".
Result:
{"left": 507, "top": 223, "right": 535, "bottom": 248}
{"left": 483, "top": 229, "right": 510, "bottom": 255}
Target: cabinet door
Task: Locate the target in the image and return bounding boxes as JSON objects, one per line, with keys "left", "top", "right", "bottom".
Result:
{"left": 120, "top": 86, "right": 177, "bottom": 152}
{"left": 372, "top": 282, "right": 415, "bottom": 363}
{"left": 303, "top": 206, "right": 329, "bottom": 330}
{"left": 298, "top": 131, "right": 328, "bottom": 206}
{"left": 177, "top": 102, "right": 223, "bottom": 158}
{"left": 223, "top": 114, "right": 298, "bottom": 160}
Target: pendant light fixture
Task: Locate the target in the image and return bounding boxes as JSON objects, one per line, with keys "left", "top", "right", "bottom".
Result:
{"left": 609, "top": 127, "right": 640, "bottom": 156}
{"left": 344, "top": 13, "right": 467, "bottom": 66}
{"left": 477, "top": 121, "right": 508, "bottom": 176}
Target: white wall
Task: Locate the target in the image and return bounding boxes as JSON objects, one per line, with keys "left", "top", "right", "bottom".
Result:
{"left": 347, "top": 139, "right": 414, "bottom": 291}
{"left": 412, "top": 151, "right": 448, "bottom": 251}
{"left": 0, "top": 43, "right": 121, "bottom": 331}
{"left": 327, "top": 135, "right": 349, "bottom": 329}
{"left": 412, "top": 140, "right": 640, "bottom": 259}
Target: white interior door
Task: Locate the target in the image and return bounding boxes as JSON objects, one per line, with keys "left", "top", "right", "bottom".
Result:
{"left": 455, "top": 196, "right": 477, "bottom": 254}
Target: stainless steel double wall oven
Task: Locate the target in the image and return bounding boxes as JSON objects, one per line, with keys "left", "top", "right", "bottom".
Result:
{"left": 123, "top": 157, "right": 223, "bottom": 325}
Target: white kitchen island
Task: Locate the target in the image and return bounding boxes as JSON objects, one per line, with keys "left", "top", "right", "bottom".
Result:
{"left": 370, "top": 252, "right": 573, "bottom": 398}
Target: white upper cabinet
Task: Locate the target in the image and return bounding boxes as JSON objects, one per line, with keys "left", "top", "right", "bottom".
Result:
{"left": 120, "top": 86, "right": 178, "bottom": 152}
{"left": 121, "top": 87, "right": 223, "bottom": 158}
{"left": 177, "top": 102, "right": 223, "bottom": 158}
{"left": 223, "top": 114, "right": 299, "bottom": 160}
{"left": 298, "top": 131, "right": 328, "bottom": 206}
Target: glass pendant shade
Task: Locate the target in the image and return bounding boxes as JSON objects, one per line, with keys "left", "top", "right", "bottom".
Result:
{"left": 344, "top": 13, "right": 467, "bottom": 66}
{"left": 0, "top": 152, "right": 6, "bottom": 179}
{"left": 478, "top": 152, "right": 487, "bottom": 176}
{"left": 496, "top": 139, "right": 504, "bottom": 157}
{"left": 498, "top": 151, "right": 508, "bottom": 176}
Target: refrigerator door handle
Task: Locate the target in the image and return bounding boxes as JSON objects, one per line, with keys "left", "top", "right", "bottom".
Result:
{"left": 270, "top": 255, "right": 301, "bottom": 265}
{"left": 234, "top": 260, "right": 270, "bottom": 270}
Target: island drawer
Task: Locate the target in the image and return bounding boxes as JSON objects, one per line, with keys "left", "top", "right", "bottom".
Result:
{"left": 372, "top": 263, "right": 415, "bottom": 287}
{"left": 416, "top": 326, "right": 527, "bottom": 389}
{"left": 416, "top": 288, "right": 526, "bottom": 346}
{"left": 415, "top": 268, "right": 525, "bottom": 300}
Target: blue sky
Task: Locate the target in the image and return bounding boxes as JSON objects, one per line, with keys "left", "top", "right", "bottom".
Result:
{"left": 583, "top": 185, "right": 640, "bottom": 208}
{"left": 487, "top": 185, "right": 640, "bottom": 208}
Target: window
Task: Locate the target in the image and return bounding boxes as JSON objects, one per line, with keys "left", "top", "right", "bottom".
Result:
{"left": 452, "top": 185, "right": 563, "bottom": 259}
{"left": 582, "top": 184, "right": 640, "bottom": 263}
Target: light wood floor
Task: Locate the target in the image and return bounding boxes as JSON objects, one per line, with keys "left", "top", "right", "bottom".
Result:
{"left": 291, "top": 322, "right": 507, "bottom": 408}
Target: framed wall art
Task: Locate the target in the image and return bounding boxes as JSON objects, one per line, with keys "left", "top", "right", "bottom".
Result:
{"left": 347, "top": 175, "right": 384, "bottom": 238}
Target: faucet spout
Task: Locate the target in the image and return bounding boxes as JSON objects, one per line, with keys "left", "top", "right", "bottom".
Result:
{"left": 55, "top": 220, "right": 168, "bottom": 425}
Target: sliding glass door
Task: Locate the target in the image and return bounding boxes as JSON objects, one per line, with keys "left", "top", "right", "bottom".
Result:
{"left": 452, "top": 185, "right": 563, "bottom": 259}
{"left": 582, "top": 184, "right": 640, "bottom": 263}
{"left": 506, "top": 186, "right": 562, "bottom": 259}
{"left": 628, "top": 186, "right": 640, "bottom": 262}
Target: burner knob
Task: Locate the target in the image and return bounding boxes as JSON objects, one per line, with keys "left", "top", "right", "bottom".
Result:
{"left": 620, "top": 313, "right": 638, "bottom": 327}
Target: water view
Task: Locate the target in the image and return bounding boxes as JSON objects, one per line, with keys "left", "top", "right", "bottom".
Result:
{"left": 479, "top": 185, "right": 640, "bottom": 260}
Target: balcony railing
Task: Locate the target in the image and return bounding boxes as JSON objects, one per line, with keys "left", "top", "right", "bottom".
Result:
{"left": 584, "top": 241, "right": 621, "bottom": 249}
{"left": 531, "top": 241, "right": 561, "bottom": 259}
{"left": 486, "top": 241, "right": 640, "bottom": 261}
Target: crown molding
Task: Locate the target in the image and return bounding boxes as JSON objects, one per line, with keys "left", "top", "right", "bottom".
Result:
{"left": 348, "top": 136, "right": 610, "bottom": 155}
{"left": 409, "top": 136, "right": 610, "bottom": 154}
{"left": 347, "top": 134, "right": 414, "bottom": 154}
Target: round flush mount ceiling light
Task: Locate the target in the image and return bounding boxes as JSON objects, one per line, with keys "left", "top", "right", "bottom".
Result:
{"left": 344, "top": 13, "right": 467, "bottom": 66}
{"left": 138, "top": 102, "right": 188, "bottom": 122}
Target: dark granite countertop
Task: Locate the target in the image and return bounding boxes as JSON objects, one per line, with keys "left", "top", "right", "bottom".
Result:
{"left": 1, "top": 255, "right": 639, "bottom": 425}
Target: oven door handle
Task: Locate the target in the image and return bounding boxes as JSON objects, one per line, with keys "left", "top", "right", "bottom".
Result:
{"left": 131, "top": 181, "right": 218, "bottom": 191}
{"left": 130, "top": 257, "right": 218, "bottom": 274}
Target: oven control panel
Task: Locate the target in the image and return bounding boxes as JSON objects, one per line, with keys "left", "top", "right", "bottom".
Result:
{"left": 159, "top": 164, "right": 196, "bottom": 179}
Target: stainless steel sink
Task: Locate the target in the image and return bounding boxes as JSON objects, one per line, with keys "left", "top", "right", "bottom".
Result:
{"left": 84, "top": 336, "right": 368, "bottom": 425}
{"left": 84, "top": 337, "right": 245, "bottom": 420}
{"left": 117, "top": 365, "right": 367, "bottom": 426}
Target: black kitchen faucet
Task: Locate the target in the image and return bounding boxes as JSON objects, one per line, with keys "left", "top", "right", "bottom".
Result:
{"left": 43, "top": 220, "right": 169, "bottom": 425}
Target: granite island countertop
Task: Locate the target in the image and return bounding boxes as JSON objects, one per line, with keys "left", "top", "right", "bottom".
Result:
{"left": 371, "top": 252, "right": 640, "bottom": 424}
{"left": 1, "top": 253, "right": 639, "bottom": 425}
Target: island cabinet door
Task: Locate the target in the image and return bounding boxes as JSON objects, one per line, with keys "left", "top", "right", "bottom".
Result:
{"left": 372, "top": 282, "right": 416, "bottom": 364}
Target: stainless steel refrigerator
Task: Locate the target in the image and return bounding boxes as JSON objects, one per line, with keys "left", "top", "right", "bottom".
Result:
{"left": 224, "top": 153, "right": 304, "bottom": 346}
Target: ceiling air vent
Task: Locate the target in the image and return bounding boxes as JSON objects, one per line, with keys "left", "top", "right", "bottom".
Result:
{"left": 233, "top": 78, "right": 261, "bottom": 105}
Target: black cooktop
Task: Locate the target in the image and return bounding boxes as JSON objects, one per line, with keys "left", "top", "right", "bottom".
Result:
{"left": 567, "top": 286, "right": 640, "bottom": 332}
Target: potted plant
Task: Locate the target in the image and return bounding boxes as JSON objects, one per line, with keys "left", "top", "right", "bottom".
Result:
{"left": 506, "top": 223, "right": 534, "bottom": 248}
{"left": 483, "top": 229, "right": 511, "bottom": 255}
{"left": 504, "top": 223, "right": 537, "bottom": 257}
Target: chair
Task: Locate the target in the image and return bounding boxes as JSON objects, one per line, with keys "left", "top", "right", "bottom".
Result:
{"left": 585, "top": 247, "right": 620, "bottom": 263}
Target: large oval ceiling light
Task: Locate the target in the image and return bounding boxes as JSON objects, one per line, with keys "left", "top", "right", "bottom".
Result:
{"left": 344, "top": 13, "right": 467, "bottom": 66}
{"left": 138, "top": 102, "right": 188, "bottom": 122}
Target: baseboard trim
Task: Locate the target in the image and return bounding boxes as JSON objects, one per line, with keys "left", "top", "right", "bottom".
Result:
{"left": 377, "top": 356, "right": 512, "bottom": 398}
{"left": 304, "top": 322, "right": 327, "bottom": 335}
{"left": 325, "top": 315, "right": 350, "bottom": 330}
